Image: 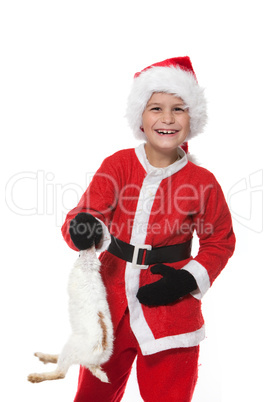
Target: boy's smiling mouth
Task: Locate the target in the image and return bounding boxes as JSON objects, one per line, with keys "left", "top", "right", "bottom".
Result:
{"left": 155, "top": 129, "right": 178, "bottom": 135}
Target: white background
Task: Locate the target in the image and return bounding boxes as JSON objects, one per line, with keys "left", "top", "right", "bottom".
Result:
{"left": 1, "top": 0, "right": 267, "bottom": 401}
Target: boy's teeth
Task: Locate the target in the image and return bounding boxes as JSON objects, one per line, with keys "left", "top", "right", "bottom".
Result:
{"left": 157, "top": 130, "right": 176, "bottom": 134}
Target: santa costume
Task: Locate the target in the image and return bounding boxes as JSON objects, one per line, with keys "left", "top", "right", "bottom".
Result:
{"left": 61, "top": 56, "right": 235, "bottom": 401}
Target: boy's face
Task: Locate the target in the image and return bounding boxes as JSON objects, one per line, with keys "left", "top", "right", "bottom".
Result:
{"left": 142, "top": 92, "right": 190, "bottom": 156}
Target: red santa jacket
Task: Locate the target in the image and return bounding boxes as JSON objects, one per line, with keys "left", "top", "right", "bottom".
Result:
{"left": 61, "top": 144, "right": 235, "bottom": 355}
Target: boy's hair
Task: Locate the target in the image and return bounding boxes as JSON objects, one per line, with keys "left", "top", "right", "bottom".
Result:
{"left": 126, "top": 56, "right": 207, "bottom": 141}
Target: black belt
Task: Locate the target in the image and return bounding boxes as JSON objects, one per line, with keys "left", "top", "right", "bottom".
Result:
{"left": 107, "top": 235, "right": 192, "bottom": 269}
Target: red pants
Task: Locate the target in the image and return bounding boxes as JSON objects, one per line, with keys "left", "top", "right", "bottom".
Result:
{"left": 74, "top": 309, "right": 199, "bottom": 402}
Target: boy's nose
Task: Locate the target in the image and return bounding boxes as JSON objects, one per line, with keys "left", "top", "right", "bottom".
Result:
{"left": 161, "top": 111, "right": 175, "bottom": 124}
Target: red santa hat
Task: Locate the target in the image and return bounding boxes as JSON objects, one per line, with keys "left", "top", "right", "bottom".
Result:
{"left": 126, "top": 56, "right": 207, "bottom": 142}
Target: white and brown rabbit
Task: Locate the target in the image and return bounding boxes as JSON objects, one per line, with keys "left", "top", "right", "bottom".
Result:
{"left": 28, "top": 247, "right": 113, "bottom": 384}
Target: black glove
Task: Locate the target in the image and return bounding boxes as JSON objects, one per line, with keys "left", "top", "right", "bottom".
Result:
{"left": 136, "top": 264, "right": 198, "bottom": 306}
{"left": 69, "top": 213, "right": 103, "bottom": 250}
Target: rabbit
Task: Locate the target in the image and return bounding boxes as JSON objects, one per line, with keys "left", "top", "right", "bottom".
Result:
{"left": 28, "top": 246, "right": 114, "bottom": 384}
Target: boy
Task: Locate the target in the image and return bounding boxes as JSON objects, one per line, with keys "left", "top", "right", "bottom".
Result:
{"left": 61, "top": 56, "right": 235, "bottom": 402}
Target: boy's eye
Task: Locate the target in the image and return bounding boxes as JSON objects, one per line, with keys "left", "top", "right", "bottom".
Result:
{"left": 149, "top": 106, "right": 187, "bottom": 112}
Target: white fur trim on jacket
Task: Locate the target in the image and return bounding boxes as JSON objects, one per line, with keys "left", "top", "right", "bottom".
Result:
{"left": 126, "top": 65, "right": 207, "bottom": 141}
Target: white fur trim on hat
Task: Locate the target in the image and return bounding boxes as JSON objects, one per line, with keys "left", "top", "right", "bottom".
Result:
{"left": 126, "top": 65, "right": 207, "bottom": 141}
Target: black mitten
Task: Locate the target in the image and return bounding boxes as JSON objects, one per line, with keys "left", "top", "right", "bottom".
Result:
{"left": 137, "top": 264, "right": 198, "bottom": 306}
{"left": 69, "top": 213, "right": 103, "bottom": 250}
